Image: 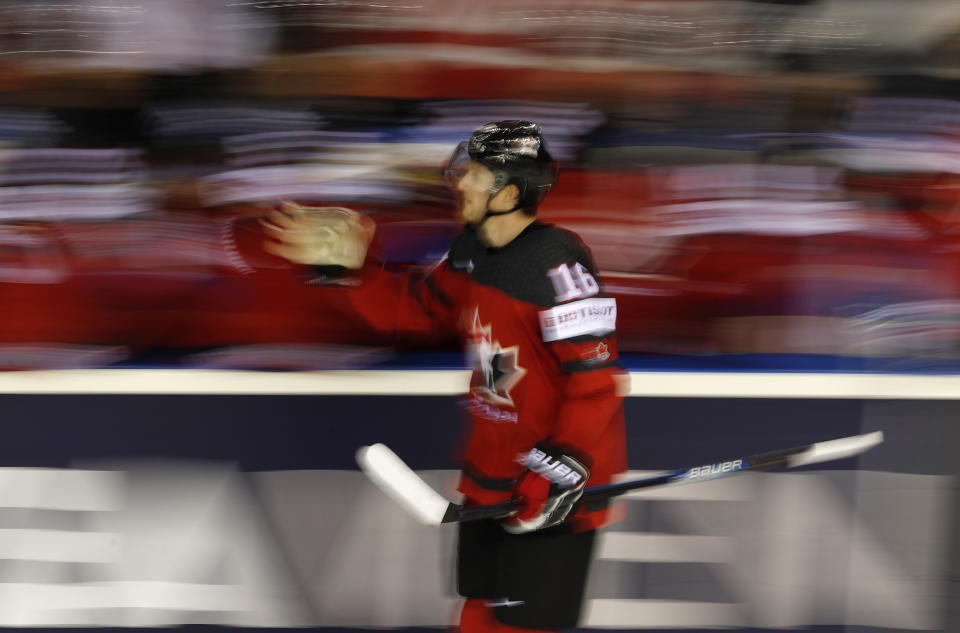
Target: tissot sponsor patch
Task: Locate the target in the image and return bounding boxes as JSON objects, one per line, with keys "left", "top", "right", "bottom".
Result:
{"left": 539, "top": 298, "right": 617, "bottom": 342}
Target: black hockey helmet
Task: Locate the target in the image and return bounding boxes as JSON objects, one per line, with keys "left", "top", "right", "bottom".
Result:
{"left": 445, "top": 120, "right": 558, "bottom": 213}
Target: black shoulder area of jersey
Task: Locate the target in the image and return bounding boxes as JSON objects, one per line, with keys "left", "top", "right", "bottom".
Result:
{"left": 448, "top": 222, "right": 600, "bottom": 307}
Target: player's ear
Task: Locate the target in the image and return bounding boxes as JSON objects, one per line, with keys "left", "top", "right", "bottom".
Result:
{"left": 491, "top": 183, "right": 519, "bottom": 211}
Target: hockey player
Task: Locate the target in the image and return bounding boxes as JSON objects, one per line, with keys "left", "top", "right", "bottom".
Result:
{"left": 263, "top": 121, "right": 628, "bottom": 632}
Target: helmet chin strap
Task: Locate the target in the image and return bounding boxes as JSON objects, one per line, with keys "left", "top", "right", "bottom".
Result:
{"left": 474, "top": 207, "right": 521, "bottom": 227}
{"left": 471, "top": 191, "right": 520, "bottom": 227}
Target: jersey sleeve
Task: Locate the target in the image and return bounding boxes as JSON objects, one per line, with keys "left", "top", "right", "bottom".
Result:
{"left": 536, "top": 238, "right": 626, "bottom": 468}
{"left": 340, "top": 258, "right": 464, "bottom": 344}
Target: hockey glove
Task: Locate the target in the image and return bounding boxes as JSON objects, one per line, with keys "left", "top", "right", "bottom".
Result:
{"left": 262, "top": 202, "right": 375, "bottom": 269}
{"left": 502, "top": 447, "right": 589, "bottom": 534}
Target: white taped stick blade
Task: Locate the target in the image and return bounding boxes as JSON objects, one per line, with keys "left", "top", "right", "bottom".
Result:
{"left": 787, "top": 431, "right": 884, "bottom": 468}
{"left": 356, "top": 444, "right": 452, "bottom": 526}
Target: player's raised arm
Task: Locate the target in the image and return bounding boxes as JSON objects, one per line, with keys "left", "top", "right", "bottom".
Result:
{"left": 261, "top": 200, "right": 463, "bottom": 341}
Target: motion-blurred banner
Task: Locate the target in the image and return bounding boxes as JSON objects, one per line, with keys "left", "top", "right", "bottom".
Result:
{"left": 0, "top": 370, "right": 953, "bottom": 632}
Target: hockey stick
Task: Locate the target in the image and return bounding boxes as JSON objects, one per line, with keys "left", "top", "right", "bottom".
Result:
{"left": 356, "top": 431, "right": 884, "bottom": 526}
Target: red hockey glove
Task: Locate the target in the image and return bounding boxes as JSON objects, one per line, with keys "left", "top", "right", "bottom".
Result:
{"left": 502, "top": 447, "right": 589, "bottom": 534}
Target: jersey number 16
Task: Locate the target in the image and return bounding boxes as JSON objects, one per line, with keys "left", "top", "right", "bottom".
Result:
{"left": 547, "top": 262, "right": 600, "bottom": 303}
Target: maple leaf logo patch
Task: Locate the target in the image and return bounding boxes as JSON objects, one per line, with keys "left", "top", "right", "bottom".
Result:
{"left": 466, "top": 309, "right": 526, "bottom": 407}
{"left": 579, "top": 341, "right": 611, "bottom": 365}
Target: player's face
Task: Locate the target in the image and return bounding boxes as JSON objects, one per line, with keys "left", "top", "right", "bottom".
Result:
{"left": 452, "top": 161, "right": 497, "bottom": 225}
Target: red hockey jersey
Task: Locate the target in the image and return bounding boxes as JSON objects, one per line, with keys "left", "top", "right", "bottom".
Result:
{"left": 347, "top": 221, "right": 627, "bottom": 530}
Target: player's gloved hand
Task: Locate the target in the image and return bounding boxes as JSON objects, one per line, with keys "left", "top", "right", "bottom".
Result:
{"left": 262, "top": 201, "right": 375, "bottom": 269}
{"left": 502, "top": 446, "right": 589, "bottom": 534}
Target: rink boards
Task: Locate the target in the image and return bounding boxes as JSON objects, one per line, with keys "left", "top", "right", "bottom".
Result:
{"left": 0, "top": 368, "right": 955, "bottom": 633}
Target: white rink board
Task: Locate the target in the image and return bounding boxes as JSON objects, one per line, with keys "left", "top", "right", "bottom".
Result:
{"left": 0, "top": 368, "right": 959, "bottom": 398}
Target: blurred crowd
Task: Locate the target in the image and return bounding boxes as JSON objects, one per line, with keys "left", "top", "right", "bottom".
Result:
{"left": 2, "top": 0, "right": 960, "bottom": 369}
